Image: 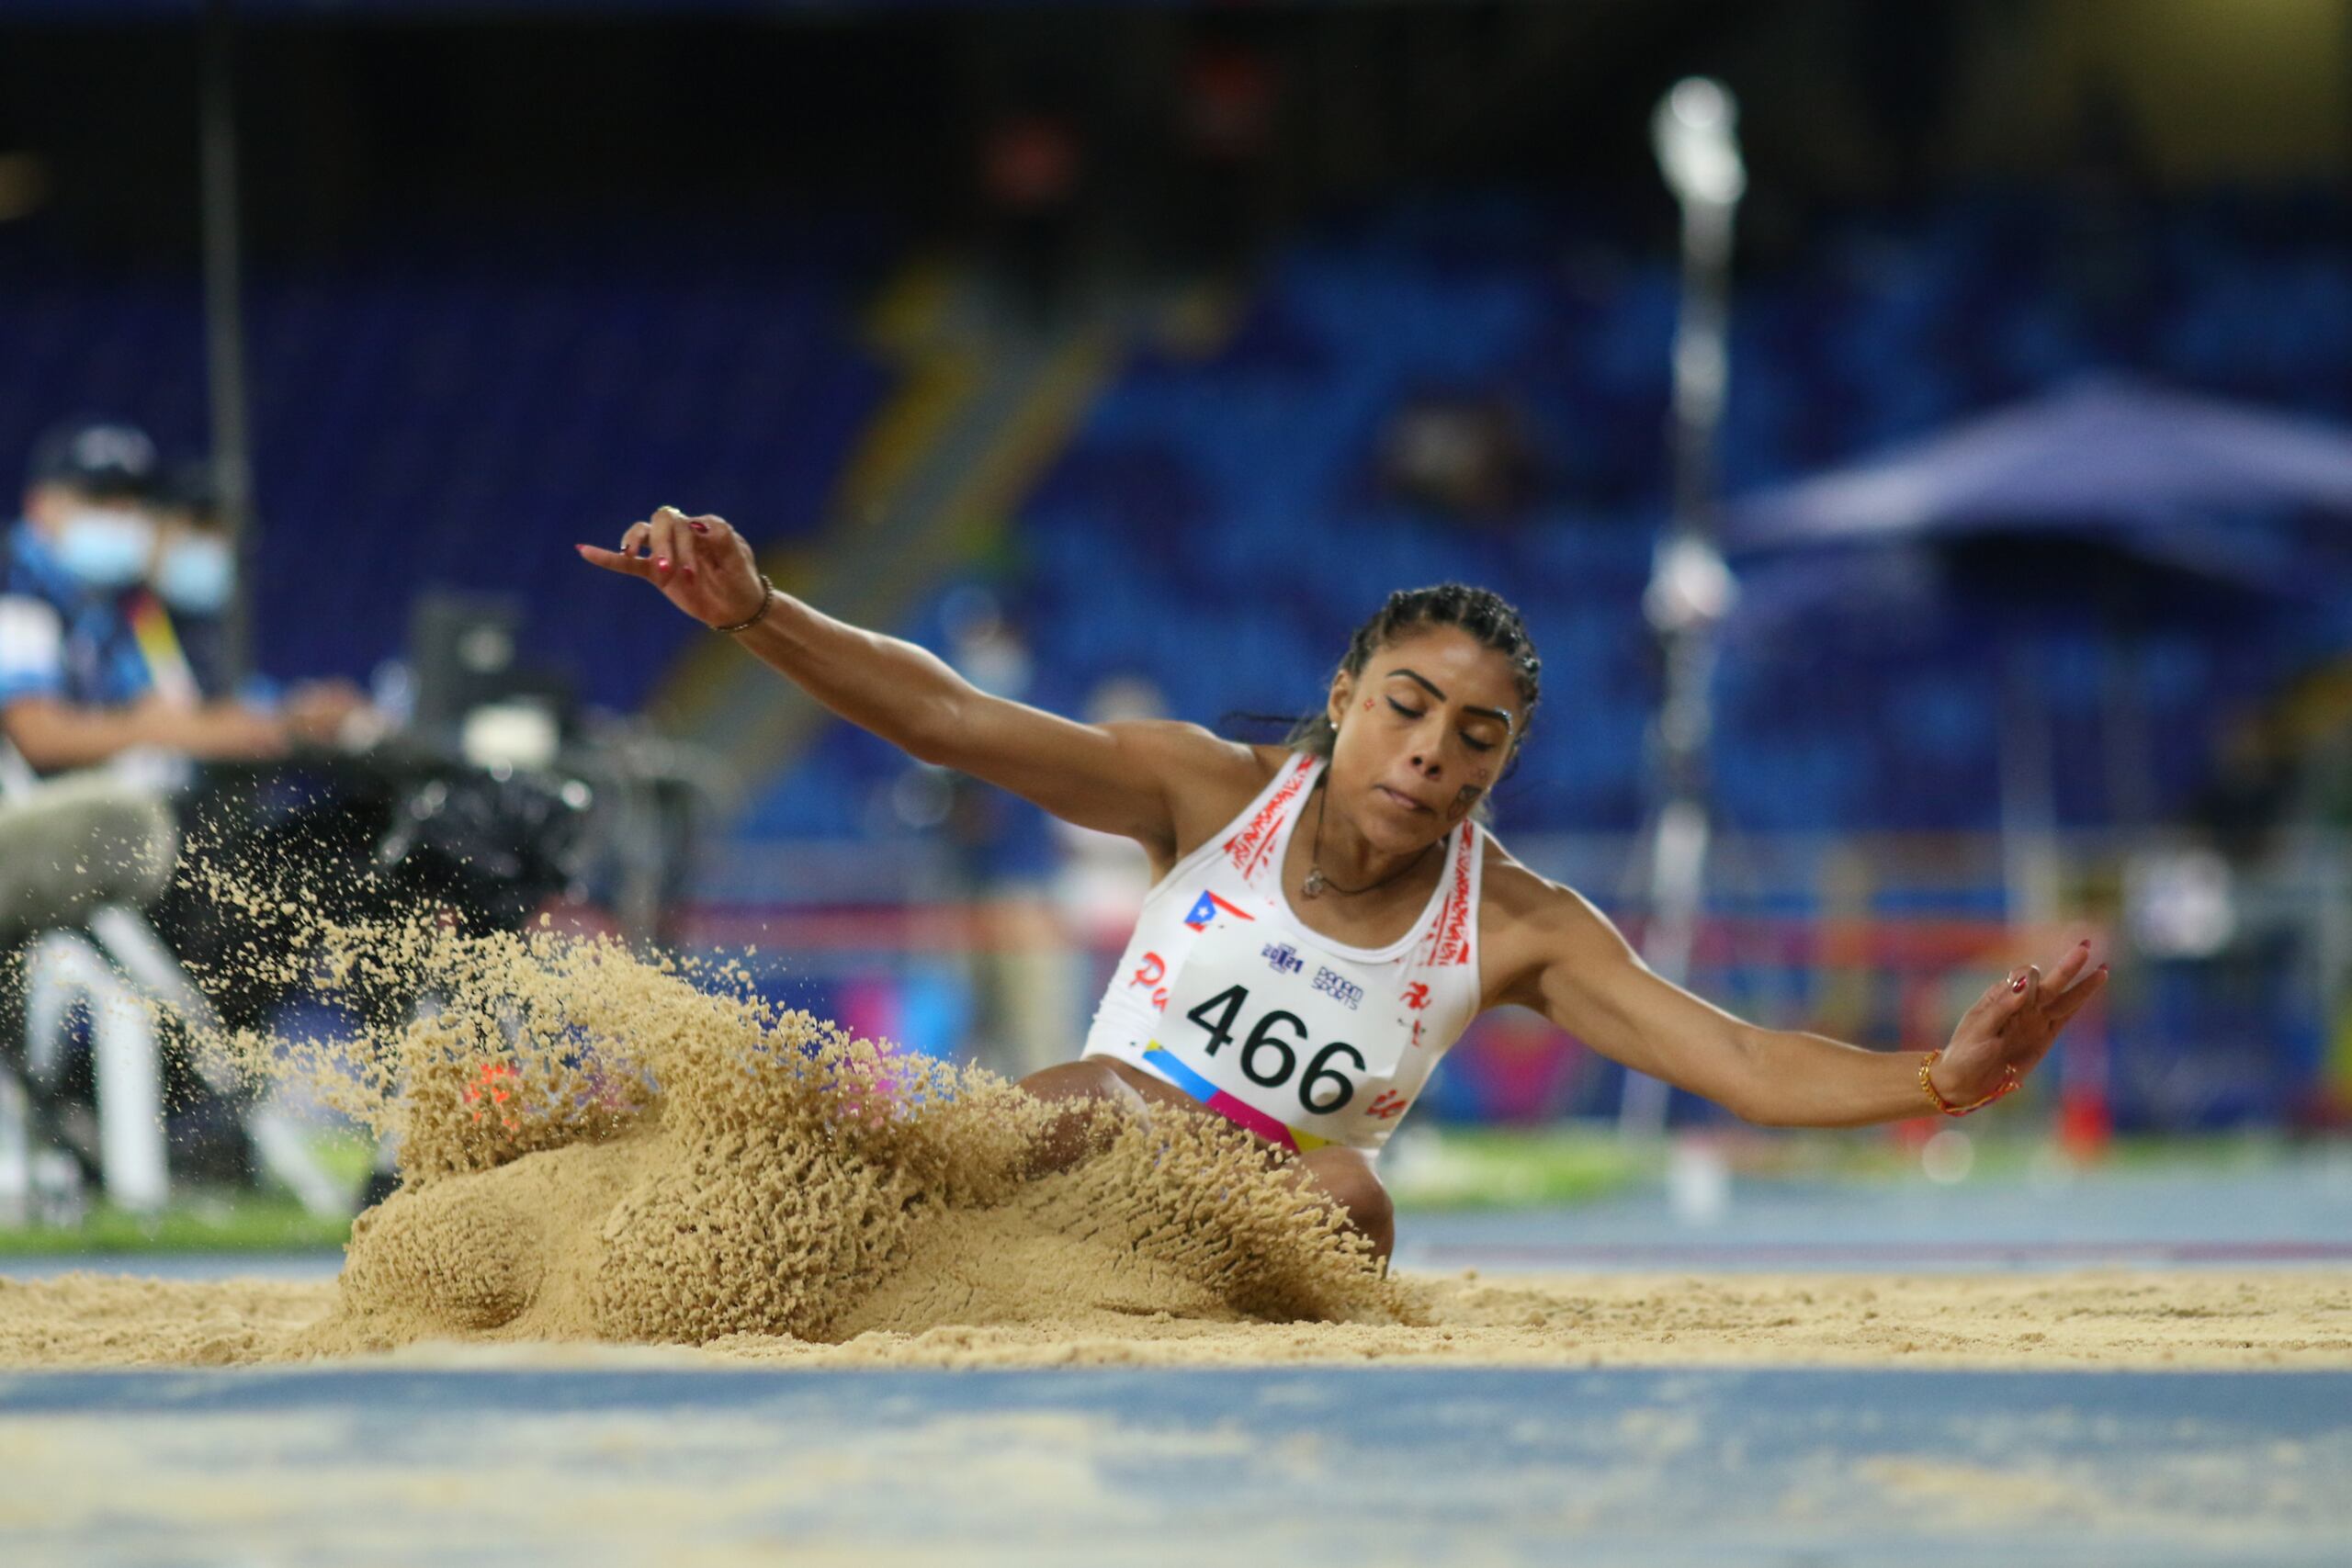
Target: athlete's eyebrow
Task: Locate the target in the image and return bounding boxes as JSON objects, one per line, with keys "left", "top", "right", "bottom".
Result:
{"left": 1384, "top": 668, "right": 1515, "bottom": 731}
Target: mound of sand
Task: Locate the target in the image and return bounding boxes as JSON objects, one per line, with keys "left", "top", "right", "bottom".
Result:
{"left": 187, "top": 917, "right": 1394, "bottom": 1357}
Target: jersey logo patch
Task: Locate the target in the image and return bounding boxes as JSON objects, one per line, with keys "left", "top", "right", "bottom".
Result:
{"left": 1183, "top": 890, "right": 1254, "bottom": 931}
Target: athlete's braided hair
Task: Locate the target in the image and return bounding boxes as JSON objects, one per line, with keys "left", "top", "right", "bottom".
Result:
{"left": 1283, "top": 583, "right": 1542, "bottom": 773}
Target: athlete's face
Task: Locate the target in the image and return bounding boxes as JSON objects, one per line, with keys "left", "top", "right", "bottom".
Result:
{"left": 1324, "top": 625, "right": 1523, "bottom": 850}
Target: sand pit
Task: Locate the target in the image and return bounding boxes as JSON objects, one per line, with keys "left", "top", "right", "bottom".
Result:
{"left": 5, "top": 1266, "right": 2350, "bottom": 1370}
{"left": 8, "top": 914, "right": 2348, "bottom": 1374}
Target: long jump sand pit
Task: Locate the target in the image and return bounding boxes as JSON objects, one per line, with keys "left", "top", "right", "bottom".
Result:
{"left": 5, "top": 915, "right": 2349, "bottom": 1373}
{"left": 6, "top": 1263, "right": 2351, "bottom": 1371}
{"left": 6, "top": 925, "right": 2350, "bottom": 1563}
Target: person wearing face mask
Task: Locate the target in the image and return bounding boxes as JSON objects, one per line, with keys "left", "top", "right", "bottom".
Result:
{"left": 0, "top": 421, "right": 289, "bottom": 783}
{"left": 141, "top": 461, "right": 368, "bottom": 739}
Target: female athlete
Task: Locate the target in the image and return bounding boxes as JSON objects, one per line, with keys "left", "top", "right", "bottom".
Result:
{"left": 582, "top": 507, "right": 2108, "bottom": 1262}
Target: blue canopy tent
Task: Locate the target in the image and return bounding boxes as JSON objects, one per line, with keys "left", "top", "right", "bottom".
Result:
{"left": 1724, "top": 373, "right": 2352, "bottom": 601}
{"left": 1715, "top": 368, "right": 2352, "bottom": 924}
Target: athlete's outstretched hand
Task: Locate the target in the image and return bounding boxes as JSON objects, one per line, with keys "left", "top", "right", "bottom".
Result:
{"left": 1933, "top": 940, "right": 2109, "bottom": 1107}
{"left": 577, "top": 506, "right": 768, "bottom": 629}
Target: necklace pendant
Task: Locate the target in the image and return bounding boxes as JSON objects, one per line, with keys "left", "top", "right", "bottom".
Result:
{"left": 1302, "top": 867, "right": 1326, "bottom": 899}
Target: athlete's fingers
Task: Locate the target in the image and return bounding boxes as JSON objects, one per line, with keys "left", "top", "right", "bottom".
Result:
{"left": 2044, "top": 940, "right": 2093, "bottom": 995}
{"left": 576, "top": 542, "right": 654, "bottom": 579}
{"left": 1994, "top": 964, "right": 2040, "bottom": 1025}
{"left": 617, "top": 519, "right": 652, "bottom": 558}
{"left": 676, "top": 512, "right": 721, "bottom": 576}
{"left": 649, "top": 506, "right": 686, "bottom": 578}
{"left": 2044, "top": 964, "right": 2109, "bottom": 1028}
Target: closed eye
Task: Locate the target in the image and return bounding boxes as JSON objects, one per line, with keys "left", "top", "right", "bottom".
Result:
{"left": 1391, "top": 698, "right": 1499, "bottom": 752}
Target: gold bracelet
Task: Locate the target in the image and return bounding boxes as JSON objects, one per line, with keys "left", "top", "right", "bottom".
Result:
{"left": 1917, "top": 1049, "right": 2021, "bottom": 1118}
{"left": 711, "top": 575, "right": 775, "bottom": 635}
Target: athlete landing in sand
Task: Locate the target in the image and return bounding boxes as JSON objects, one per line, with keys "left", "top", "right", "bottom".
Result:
{"left": 583, "top": 506, "right": 2108, "bottom": 1263}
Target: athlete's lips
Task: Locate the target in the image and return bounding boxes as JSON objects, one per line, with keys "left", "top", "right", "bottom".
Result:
{"left": 1374, "top": 784, "right": 1433, "bottom": 814}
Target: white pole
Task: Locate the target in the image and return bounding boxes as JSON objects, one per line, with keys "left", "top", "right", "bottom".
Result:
{"left": 25, "top": 931, "right": 169, "bottom": 1213}
{"left": 1623, "top": 79, "right": 1745, "bottom": 1137}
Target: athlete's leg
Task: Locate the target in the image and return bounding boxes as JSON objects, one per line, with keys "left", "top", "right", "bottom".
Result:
{"left": 1295, "top": 1145, "right": 1396, "bottom": 1263}
{"left": 1015, "top": 1057, "right": 1182, "bottom": 1176}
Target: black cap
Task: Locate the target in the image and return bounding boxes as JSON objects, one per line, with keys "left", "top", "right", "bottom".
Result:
{"left": 27, "top": 420, "right": 159, "bottom": 500}
{"left": 161, "top": 459, "right": 220, "bottom": 519}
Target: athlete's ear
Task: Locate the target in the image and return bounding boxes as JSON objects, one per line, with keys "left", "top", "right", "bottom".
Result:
{"left": 1327, "top": 670, "right": 1354, "bottom": 733}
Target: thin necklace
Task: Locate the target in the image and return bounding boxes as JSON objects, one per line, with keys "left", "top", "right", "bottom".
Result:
{"left": 1302, "top": 783, "right": 1436, "bottom": 900}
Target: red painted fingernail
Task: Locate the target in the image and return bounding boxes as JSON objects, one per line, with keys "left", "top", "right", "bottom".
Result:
{"left": 2077, "top": 939, "right": 2091, "bottom": 949}
{"left": 2097, "top": 963, "right": 2109, "bottom": 974}
{"left": 2011, "top": 976, "right": 2028, "bottom": 993}
{"left": 655, "top": 557, "right": 671, "bottom": 571}
{"left": 688, "top": 520, "right": 709, "bottom": 534}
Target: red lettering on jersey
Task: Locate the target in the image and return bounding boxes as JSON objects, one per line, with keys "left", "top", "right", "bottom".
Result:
{"left": 1222, "top": 755, "right": 1316, "bottom": 880}
{"left": 1131, "top": 952, "right": 1165, "bottom": 989}
{"left": 1402, "top": 982, "right": 1430, "bottom": 1011}
{"left": 1419, "top": 828, "right": 1476, "bottom": 967}
{"left": 1365, "top": 1090, "right": 1409, "bottom": 1121}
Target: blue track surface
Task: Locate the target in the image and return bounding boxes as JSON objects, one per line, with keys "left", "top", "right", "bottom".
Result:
{"left": 6, "top": 1160, "right": 2348, "bottom": 1563}
{"left": 3, "top": 1365, "right": 2347, "bottom": 1565}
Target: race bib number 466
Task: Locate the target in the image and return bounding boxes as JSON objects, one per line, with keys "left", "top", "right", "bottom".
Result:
{"left": 1143, "top": 919, "right": 1410, "bottom": 1151}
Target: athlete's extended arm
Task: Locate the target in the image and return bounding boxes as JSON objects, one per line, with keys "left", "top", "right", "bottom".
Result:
{"left": 578, "top": 507, "right": 1253, "bottom": 855}
{"left": 1486, "top": 862, "right": 2108, "bottom": 1126}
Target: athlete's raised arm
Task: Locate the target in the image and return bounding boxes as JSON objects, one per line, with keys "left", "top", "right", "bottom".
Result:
{"left": 579, "top": 506, "right": 1259, "bottom": 858}
{"left": 1481, "top": 854, "right": 2109, "bottom": 1126}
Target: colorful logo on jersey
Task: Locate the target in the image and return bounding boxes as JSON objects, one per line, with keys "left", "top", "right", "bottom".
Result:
{"left": 1183, "top": 890, "right": 1255, "bottom": 931}
{"left": 1261, "top": 942, "right": 1305, "bottom": 976}
{"left": 1311, "top": 966, "right": 1363, "bottom": 1011}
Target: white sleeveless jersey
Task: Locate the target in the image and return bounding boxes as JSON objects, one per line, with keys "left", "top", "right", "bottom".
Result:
{"left": 1080, "top": 753, "right": 1486, "bottom": 1155}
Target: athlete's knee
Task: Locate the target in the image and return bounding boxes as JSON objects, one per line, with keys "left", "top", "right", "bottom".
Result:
{"left": 1016, "top": 1059, "right": 1144, "bottom": 1176}
{"left": 1302, "top": 1151, "right": 1395, "bottom": 1260}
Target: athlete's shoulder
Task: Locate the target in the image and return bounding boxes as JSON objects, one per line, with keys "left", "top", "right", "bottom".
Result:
{"left": 1094, "top": 719, "right": 1279, "bottom": 795}
{"left": 1476, "top": 834, "right": 1614, "bottom": 948}
{"left": 1108, "top": 727, "right": 1294, "bottom": 863}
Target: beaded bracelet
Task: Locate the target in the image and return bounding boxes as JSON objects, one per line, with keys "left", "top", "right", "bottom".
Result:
{"left": 1917, "top": 1049, "right": 2022, "bottom": 1117}
{"left": 712, "top": 574, "right": 776, "bottom": 635}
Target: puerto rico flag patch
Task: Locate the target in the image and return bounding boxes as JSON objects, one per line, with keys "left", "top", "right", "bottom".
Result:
{"left": 1183, "top": 890, "right": 1255, "bottom": 931}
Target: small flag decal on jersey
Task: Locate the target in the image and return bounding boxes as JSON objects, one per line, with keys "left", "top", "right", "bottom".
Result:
{"left": 1183, "top": 890, "right": 1255, "bottom": 931}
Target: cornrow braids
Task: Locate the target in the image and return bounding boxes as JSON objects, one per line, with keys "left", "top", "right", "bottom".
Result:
{"left": 1282, "top": 582, "right": 1543, "bottom": 781}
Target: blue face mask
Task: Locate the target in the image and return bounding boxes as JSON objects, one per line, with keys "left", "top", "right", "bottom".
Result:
{"left": 154, "top": 534, "right": 235, "bottom": 615}
{"left": 53, "top": 507, "right": 156, "bottom": 591}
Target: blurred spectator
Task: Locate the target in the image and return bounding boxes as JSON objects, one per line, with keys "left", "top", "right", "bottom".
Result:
{"left": 1, "top": 422, "right": 285, "bottom": 786}
{"left": 981, "top": 109, "right": 1084, "bottom": 323}
{"left": 1380, "top": 392, "right": 1542, "bottom": 522}
{"left": 1172, "top": 38, "right": 1279, "bottom": 275}
{"left": 145, "top": 461, "right": 370, "bottom": 740}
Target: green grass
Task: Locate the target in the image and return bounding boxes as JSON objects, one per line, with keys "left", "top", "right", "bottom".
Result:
{"left": 0, "top": 1192, "right": 351, "bottom": 1257}
{"left": 1386, "top": 1126, "right": 1645, "bottom": 1211}
{"left": 1384, "top": 1124, "right": 2313, "bottom": 1211}
{"left": 0, "top": 1128, "right": 2310, "bottom": 1252}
